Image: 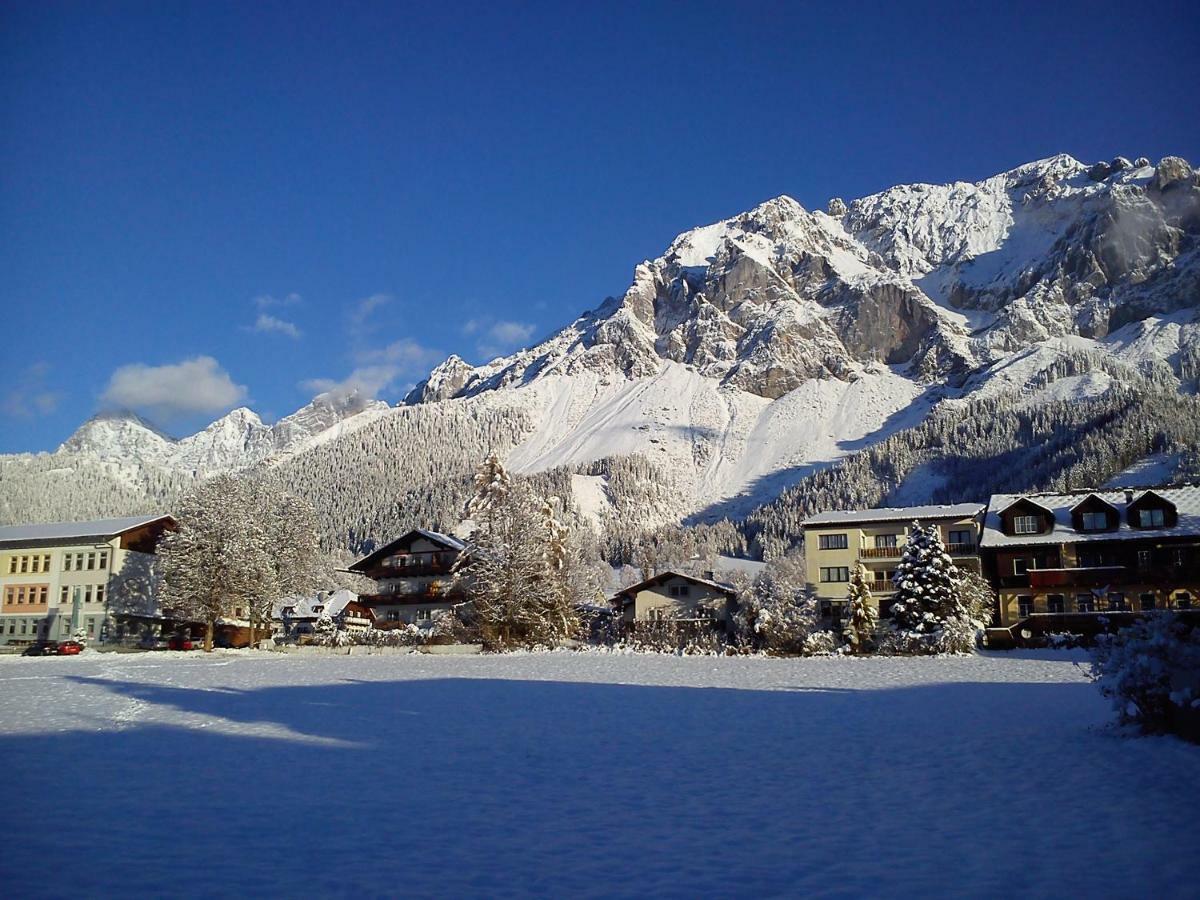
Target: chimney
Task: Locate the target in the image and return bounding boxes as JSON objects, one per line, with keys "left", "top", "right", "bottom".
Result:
{"left": 1125, "top": 490, "right": 1134, "bottom": 504}
{"left": 703, "top": 570, "right": 715, "bottom": 581}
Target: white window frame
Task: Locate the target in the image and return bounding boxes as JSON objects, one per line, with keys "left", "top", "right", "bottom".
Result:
{"left": 1012, "top": 515, "right": 1041, "bottom": 535}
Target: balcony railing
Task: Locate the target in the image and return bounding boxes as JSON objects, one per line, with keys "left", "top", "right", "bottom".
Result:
{"left": 861, "top": 547, "right": 901, "bottom": 559}
{"left": 869, "top": 580, "right": 895, "bottom": 594}
{"left": 360, "top": 589, "right": 466, "bottom": 605}
{"left": 1029, "top": 566, "right": 1126, "bottom": 589}
{"left": 859, "top": 542, "right": 975, "bottom": 560}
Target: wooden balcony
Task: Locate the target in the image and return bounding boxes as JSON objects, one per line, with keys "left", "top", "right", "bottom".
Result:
{"left": 360, "top": 589, "right": 466, "bottom": 606}
{"left": 861, "top": 547, "right": 900, "bottom": 559}
{"left": 947, "top": 542, "right": 977, "bottom": 556}
{"left": 869, "top": 580, "right": 895, "bottom": 594}
{"left": 1030, "top": 567, "right": 1126, "bottom": 589}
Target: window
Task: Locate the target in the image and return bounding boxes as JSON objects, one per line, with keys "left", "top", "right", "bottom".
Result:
{"left": 1047, "top": 595, "right": 1065, "bottom": 614}
{"left": 1076, "top": 594, "right": 1095, "bottom": 613}
{"left": 1013, "top": 515, "right": 1041, "bottom": 535}
{"left": 819, "top": 567, "right": 850, "bottom": 583}
{"left": 1140, "top": 592, "right": 1156, "bottom": 611}
{"left": 1137, "top": 550, "right": 1151, "bottom": 569}
{"left": 874, "top": 534, "right": 898, "bottom": 549}
{"left": 83, "top": 586, "right": 92, "bottom": 604}
{"left": 19, "top": 557, "right": 27, "bottom": 574}
{"left": 948, "top": 529, "right": 972, "bottom": 546}
{"left": 86, "top": 553, "right": 95, "bottom": 571}
{"left": 416, "top": 609, "right": 432, "bottom": 621}
{"left": 1017, "top": 596, "right": 1034, "bottom": 617}
{"left": 1108, "top": 593, "right": 1127, "bottom": 611}
{"left": 98, "top": 551, "right": 108, "bottom": 570}
{"left": 60, "top": 586, "right": 69, "bottom": 604}
{"left": 669, "top": 584, "right": 691, "bottom": 598}
{"left": 1080, "top": 512, "right": 1108, "bottom": 532}
{"left": 6, "top": 557, "right": 14, "bottom": 574}
{"left": 818, "top": 533, "right": 848, "bottom": 550}
{"left": 63, "top": 555, "right": 72, "bottom": 572}
{"left": 95, "top": 586, "right": 105, "bottom": 605}
{"left": 1138, "top": 508, "right": 1165, "bottom": 528}
{"left": 75, "top": 553, "right": 84, "bottom": 570}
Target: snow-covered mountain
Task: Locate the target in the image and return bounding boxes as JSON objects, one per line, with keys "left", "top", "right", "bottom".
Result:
{"left": 5, "top": 153, "right": 1198, "bottom": 537}
{"left": 59, "top": 390, "right": 389, "bottom": 476}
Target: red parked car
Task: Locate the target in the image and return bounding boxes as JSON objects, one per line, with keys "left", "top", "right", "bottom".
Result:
{"left": 56, "top": 640, "right": 84, "bottom": 656}
{"left": 168, "top": 635, "right": 195, "bottom": 651}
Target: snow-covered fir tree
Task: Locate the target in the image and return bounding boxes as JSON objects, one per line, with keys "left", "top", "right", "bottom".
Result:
{"left": 887, "top": 521, "right": 967, "bottom": 653}
{"left": 842, "top": 563, "right": 878, "bottom": 654}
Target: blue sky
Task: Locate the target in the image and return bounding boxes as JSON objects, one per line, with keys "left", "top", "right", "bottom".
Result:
{"left": 1, "top": 0, "right": 1197, "bottom": 453}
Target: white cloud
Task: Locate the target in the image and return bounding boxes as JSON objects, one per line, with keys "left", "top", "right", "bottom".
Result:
{"left": 1, "top": 361, "right": 59, "bottom": 419}
{"left": 253, "top": 292, "right": 302, "bottom": 310}
{"left": 469, "top": 319, "right": 536, "bottom": 359}
{"left": 100, "top": 357, "right": 248, "bottom": 421}
{"left": 250, "top": 312, "right": 302, "bottom": 339}
{"left": 349, "top": 293, "right": 391, "bottom": 344}
{"left": 300, "top": 339, "right": 443, "bottom": 401}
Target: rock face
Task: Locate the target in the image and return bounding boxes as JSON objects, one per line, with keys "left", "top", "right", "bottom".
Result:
{"left": 1152, "top": 156, "right": 1193, "bottom": 192}
{"left": 411, "top": 153, "right": 1200, "bottom": 403}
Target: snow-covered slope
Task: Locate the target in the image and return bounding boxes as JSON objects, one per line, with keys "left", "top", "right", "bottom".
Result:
{"left": 9, "top": 153, "right": 1199, "bottom": 534}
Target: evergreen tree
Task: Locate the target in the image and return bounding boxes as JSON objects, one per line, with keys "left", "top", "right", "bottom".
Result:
{"left": 458, "top": 459, "right": 579, "bottom": 648}
{"left": 889, "top": 522, "right": 963, "bottom": 644}
{"left": 842, "top": 563, "right": 878, "bottom": 653}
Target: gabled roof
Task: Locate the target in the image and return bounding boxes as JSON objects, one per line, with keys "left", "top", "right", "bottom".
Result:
{"left": 1068, "top": 493, "right": 1119, "bottom": 514}
{"left": 996, "top": 496, "right": 1056, "bottom": 517}
{"left": 802, "top": 503, "right": 983, "bottom": 528}
{"left": 349, "top": 528, "right": 467, "bottom": 572}
{"left": 1128, "top": 489, "right": 1177, "bottom": 510}
{"left": 613, "top": 570, "right": 737, "bottom": 605}
{"left": 0, "top": 514, "right": 176, "bottom": 547}
{"left": 980, "top": 485, "right": 1200, "bottom": 548}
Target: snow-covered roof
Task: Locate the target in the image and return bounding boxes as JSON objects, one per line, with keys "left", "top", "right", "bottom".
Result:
{"left": 802, "top": 503, "right": 984, "bottom": 528}
{"left": 277, "top": 589, "right": 360, "bottom": 620}
{"left": 980, "top": 485, "right": 1200, "bottom": 548}
{"left": 349, "top": 528, "right": 466, "bottom": 572}
{"left": 0, "top": 514, "right": 175, "bottom": 547}
{"left": 613, "top": 570, "right": 737, "bottom": 604}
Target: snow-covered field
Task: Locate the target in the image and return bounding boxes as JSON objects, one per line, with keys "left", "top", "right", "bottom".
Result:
{"left": 2, "top": 651, "right": 1196, "bottom": 898}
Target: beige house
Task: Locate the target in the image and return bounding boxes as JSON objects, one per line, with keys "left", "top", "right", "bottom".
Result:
{"left": 801, "top": 503, "right": 984, "bottom": 618}
{"left": 613, "top": 571, "right": 737, "bottom": 625}
{"left": 0, "top": 515, "right": 176, "bottom": 646}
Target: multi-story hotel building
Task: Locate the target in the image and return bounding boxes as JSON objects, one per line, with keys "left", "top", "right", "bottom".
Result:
{"left": 980, "top": 486, "right": 1200, "bottom": 629}
{"left": 802, "top": 503, "right": 985, "bottom": 617}
{"left": 0, "top": 515, "right": 175, "bottom": 646}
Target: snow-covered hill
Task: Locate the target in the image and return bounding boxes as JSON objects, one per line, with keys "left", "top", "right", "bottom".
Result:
{"left": 5, "top": 153, "right": 1198, "bottom": 537}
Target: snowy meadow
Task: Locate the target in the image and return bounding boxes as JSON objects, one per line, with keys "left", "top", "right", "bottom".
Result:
{"left": 1, "top": 650, "right": 1197, "bottom": 898}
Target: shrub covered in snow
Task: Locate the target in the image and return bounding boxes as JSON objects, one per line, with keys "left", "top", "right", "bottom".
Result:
{"left": 1091, "top": 613, "right": 1200, "bottom": 737}
{"left": 729, "top": 558, "right": 818, "bottom": 655}
{"left": 801, "top": 629, "right": 842, "bottom": 656}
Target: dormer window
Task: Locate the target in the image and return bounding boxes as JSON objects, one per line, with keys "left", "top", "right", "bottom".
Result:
{"left": 1138, "top": 508, "right": 1165, "bottom": 528}
{"left": 1013, "top": 515, "right": 1041, "bottom": 535}
{"left": 1127, "top": 491, "right": 1177, "bottom": 530}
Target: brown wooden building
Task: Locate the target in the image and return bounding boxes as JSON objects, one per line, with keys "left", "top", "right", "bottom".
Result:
{"left": 980, "top": 486, "right": 1200, "bottom": 640}
{"left": 349, "top": 529, "right": 469, "bottom": 628}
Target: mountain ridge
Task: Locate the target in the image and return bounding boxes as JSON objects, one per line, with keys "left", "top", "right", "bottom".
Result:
{"left": 6, "top": 152, "right": 1198, "bottom": 543}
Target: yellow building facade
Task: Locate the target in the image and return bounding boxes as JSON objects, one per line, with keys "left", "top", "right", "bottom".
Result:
{"left": 0, "top": 515, "right": 174, "bottom": 646}
{"left": 802, "top": 503, "right": 984, "bottom": 616}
